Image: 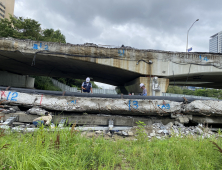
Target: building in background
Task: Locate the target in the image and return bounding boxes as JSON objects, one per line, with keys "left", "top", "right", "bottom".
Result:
{"left": 209, "top": 31, "right": 222, "bottom": 53}
{"left": 0, "top": 0, "right": 15, "bottom": 20}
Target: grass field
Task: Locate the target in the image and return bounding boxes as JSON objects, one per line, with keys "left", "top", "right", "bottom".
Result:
{"left": 0, "top": 127, "right": 222, "bottom": 170}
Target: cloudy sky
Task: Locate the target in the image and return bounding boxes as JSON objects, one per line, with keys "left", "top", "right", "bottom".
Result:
{"left": 14, "top": 0, "right": 222, "bottom": 88}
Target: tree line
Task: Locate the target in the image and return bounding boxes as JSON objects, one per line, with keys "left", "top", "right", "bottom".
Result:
{"left": 167, "top": 86, "right": 222, "bottom": 99}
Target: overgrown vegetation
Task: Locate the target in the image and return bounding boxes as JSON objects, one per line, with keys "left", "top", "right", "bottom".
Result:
{"left": 32, "top": 76, "right": 61, "bottom": 91}
{"left": 0, "top": 127, "right": 222, "bottom": 169}
{"left": 167, "top": 86, "right": 222, "bottom": 99}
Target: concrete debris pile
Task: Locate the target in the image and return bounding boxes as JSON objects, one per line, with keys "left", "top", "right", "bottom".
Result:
{"left": 80, "top": 122, "right": 218, "bottom": 140}
{"left": 1, "top": 90, "right": 222, "bottom": 130}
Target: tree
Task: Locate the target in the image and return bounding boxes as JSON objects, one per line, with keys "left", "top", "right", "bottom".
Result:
{"left": 0, "top": 15, "right": 66, "bottom": 43}
{"left": 166, "top": 86, "right": 183, "bottom": 94}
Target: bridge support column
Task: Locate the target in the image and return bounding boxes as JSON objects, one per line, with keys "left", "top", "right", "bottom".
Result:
{"left": 0, "top": 71, "right": 35, "bottom": 88}
{"left": 125, "top": 77, "right": 169, "bottom": 96}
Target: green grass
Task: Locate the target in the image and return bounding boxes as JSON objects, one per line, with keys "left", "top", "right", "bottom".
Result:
{"left": 0, "top": 127, "right": 222, "bottom": 170}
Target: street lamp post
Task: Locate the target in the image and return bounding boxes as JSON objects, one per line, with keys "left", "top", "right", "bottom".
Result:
{"left": 186, "top": 19, "right": 199, "bottom": 52}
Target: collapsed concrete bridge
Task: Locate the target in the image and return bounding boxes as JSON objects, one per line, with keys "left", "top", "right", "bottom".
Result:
{"left": 1, "top": 87, "right": 222, "bottom": 128}
{"left": 1, "top": 37, "right": 222, "bottom": 95}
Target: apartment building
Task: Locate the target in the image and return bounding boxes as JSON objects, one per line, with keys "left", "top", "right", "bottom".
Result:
{"left": 209, "top": 31, "right": 222, "bottom": 53}
{"left": 0, "top": 0, "right": 15, "bottom": 20}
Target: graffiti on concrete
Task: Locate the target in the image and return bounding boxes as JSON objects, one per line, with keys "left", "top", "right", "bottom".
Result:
{"left": 33, "top": 43, "right": 49, "bottom": 50}
{"left": 158, "top": 104, "right": 170, "bottom": 109}
{"left": 5, "top": 91, "right": 19, "bottom": 101}
{"left": 118, "top": 49, "right": 125, "bottom": 56}
{"left": 199, "top": 55, "right": 209, "bottom": 62}
{"left": 0, "top": 91, "right": 6, "bottom": 98}
{"left": 67, "top": 100, "right": 77, "bottom": 105}
{"left": 129, "top": 100, "right": 139, "bottom": 110}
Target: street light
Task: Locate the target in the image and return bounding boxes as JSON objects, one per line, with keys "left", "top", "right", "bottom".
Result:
{"left": 186, "top": 19, "right": 199, "bottom": 52}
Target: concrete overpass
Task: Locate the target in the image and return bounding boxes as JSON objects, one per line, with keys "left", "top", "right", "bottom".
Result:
{"left": 1, "top": 37, "right": 222, "bottom": 95}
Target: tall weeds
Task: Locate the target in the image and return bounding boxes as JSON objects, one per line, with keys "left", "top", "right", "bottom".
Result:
{"left": 0, "top": 128, "right": 221, "bottom": 169}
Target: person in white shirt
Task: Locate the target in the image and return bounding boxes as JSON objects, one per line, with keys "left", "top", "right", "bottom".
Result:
{"left": 81, "top": 77, "right": 93, "bottom": 93}
{"left": 33, "top": 112, "right": 52, "bottom": 127}
{"left": 140, "top": 83, "right": 147, "bottom": 96}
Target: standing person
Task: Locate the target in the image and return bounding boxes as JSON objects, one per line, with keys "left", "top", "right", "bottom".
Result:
{"left": 140, "top": 83, "right": 147, "bottom": 96}
{"left": 81, "top": 77, "right": 93, "bottom": 93}
{"left": 33, "top": 112, "right": 52, "bottom": 127}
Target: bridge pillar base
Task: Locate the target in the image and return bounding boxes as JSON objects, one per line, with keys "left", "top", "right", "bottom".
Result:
{"left": 125, "top": 77, "right": 169, "bottom": 96}
{"left": 0, "top": 71, "right": 35, "bottom": 88}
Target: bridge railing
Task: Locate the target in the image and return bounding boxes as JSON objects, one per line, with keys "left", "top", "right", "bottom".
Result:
{"left": 162, "top": 93, "right": 217, "bottom": 100}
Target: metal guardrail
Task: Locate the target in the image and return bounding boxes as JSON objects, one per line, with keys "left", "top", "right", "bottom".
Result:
{"left": 51, "top": 78, "right": 117, "bottom": 95}
{"left": 162, "top": 93, "right": 217, "bottom": 100}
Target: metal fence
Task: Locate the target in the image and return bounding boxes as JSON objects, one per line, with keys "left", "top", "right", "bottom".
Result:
{"left": 162, "top": 93, "right": 217, "bottom": 100}
{"left": 51, "top": 78, "right": 77, "bottom": 92}
{"left": 51, "top": 78, "right": 117, "bottom": 94}
{"left": 92, "top": 88, "right": 117, "bottom": 94}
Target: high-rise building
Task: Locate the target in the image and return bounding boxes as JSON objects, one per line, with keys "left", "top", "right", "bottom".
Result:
{"left": 209, "top": 31, "right": 222, "bottom": 53}
{"left": 0, "top": 0, "right": 15, "bottom": 20}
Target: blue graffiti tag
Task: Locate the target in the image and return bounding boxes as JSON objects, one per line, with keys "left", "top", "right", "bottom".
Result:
{"left": 129, "top": 100, "right": 139, "bottom": 110}
{"left": 33, "top": 44, "right": 38, "bottom": 50}
{"left": 45, "top": 45, "right": 49, "bottom": 50}
{"left": 157, "top": 104, "right": 170, "bottom": 109}
{"left": 67, "top": 100, "right": 77, "bottom": 104}
{"left": 199, "top": 55, "right": 209, "bottom": 62}
{"left": 6, "top": 91, "right": 18, "bottom": 101}
{"left": 118, "top": 49, "right": 125, "bottom": 56}
{"left": 33, "top": 43, "right": 49, "bottom": 50}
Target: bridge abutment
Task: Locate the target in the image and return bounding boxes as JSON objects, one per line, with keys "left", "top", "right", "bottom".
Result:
{"left": 0, "top": 71, "right": 35, "bottom": 88}
{"left": 126, "top": 77, "right": 169, "bottom": 96}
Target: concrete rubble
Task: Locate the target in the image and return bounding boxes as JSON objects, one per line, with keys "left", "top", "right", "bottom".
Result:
{"left": 1, "top": 90, "right": 222, "bottom": 133}
{"left": 82, "top": 122, "right": 218, "bottom": 140}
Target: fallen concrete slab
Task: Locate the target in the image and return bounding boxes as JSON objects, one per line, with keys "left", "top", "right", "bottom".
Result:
{"left": 1, "top": 90, "right": 222, "bottom": 116}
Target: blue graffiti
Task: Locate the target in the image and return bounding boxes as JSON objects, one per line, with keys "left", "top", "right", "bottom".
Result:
{"left": 45, "top": 45, "right": 49, "bottom": 50}
{"left": 199, "top": 55, "right": 209, "bottom": 62}
{"left": 158, "top": 104, "right": 170, "bottom": 109}
{"left": 33, "top": 44, "right": 38, "bottom": 50}
{"left": 67, "top": 100, "right": 77, "bottom": 104}
{"left": 129, "top": 100, "right": 139, "bottom": 110}
{"left": 6, "top": 92, "right": 18, "bottom": 101}
{"left": 118, "top": 49, "right": 125, "bottom": 56}
{"left": 33, "top": 43, "right": 49, "bottom": 50}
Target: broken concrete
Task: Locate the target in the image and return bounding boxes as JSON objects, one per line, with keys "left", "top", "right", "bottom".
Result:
{"left": 1, "top": 90, "right": 222, "bottom": 116}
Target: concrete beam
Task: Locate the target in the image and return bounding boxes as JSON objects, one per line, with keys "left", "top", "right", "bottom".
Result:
{"left": 3, "top": 112, "right": 174, "bottom": 126}
{"left": 193, "top": 116, "right": 222, "bottom": 124}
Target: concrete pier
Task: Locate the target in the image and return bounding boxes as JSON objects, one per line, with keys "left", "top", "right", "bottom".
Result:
{"left": 0, "top": 71, "right": 35, "bottom": 88}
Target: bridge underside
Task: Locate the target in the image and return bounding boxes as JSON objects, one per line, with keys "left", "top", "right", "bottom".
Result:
{"left": 1, "top": 50, "right": 222, "bottom": 89}
{"left": 0, "top": 50, "right": 141, "bottom": 86}
{"left": 168, "top": 73, "right": 222, "bottom": 89}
